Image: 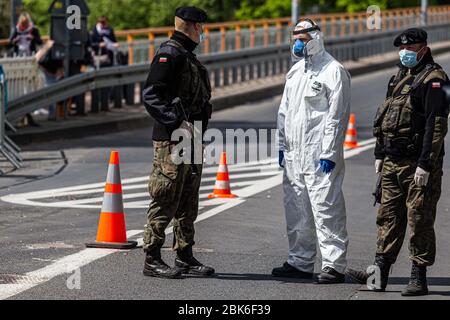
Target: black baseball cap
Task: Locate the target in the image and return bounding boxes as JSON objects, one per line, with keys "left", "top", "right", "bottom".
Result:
{"left": 175, "top": 6, "right": 208, "bottom": 23}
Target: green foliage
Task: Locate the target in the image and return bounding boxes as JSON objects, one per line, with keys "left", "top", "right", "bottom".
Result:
{"left": 335, "top": 0, "right": 443, "bottom": 12}
{"left": 22, "top": 0, "right": 53, "bottom": 34}
{"left": 4, "top": 0, "right": 447, "bottom": 38}
{"left": 335, "top": 0, "right": 388, "bottom": 12}
{"left": 235, "top": 0, "right": 291, "bottom": 20}
{"left": 144, "top": 0, "right": 240, "bottom": 26}
{"left": 19, "top": 0, "right": 241, "bottom": 36}
{"left": 0, "top": 0, "right": 12, "bottom": 39}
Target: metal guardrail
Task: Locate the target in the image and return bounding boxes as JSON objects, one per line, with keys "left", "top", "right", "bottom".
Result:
{"left": 0, "top": 65, "right": 23, "bottom": 172}
{"left": 5, "top": 23, "right": 450, "bottom": 125}
{"left": 325, "top": 22, "right": 450, "bottom": 62}
{"left": 5, "top": 45, "right": 291, "bottom": 123}
{"left": 6, "top": 64, "right": 147, "bottom": 123}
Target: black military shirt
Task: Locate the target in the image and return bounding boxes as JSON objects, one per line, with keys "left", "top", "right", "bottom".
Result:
{"left": 142, "top": 31, "right": 211, "bottom": 141}
{"left": 375, "top": 49, "right": 450, "bottom": 171}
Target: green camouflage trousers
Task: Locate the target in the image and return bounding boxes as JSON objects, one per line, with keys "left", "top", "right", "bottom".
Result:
{"left": 376, "top": 156, "right": 443, "bottom": 267}
{"left": 143, "top": 141, "right": 202, "bottom": 252}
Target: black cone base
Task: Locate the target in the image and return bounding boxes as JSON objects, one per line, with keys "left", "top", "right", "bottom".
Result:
{"left": 86, "top": 240, "right": 138, "bottom": 249}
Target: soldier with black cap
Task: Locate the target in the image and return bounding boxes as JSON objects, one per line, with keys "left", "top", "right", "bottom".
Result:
{"left": 141, "top": 6, "right": 214, "bottom": 279}
{"left": 346, "top": 28, "right": 449, "bottom": 296}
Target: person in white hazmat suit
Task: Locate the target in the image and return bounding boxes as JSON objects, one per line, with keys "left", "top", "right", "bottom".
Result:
{"left": 272, "top": 19, "right": 351, "bottom": 284}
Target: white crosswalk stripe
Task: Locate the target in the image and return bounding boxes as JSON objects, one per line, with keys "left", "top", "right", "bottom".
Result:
{"left": 0, "top": 140, "right": 376, "bottom": 211}
{"left": 0, "top": 159, "right": 282, "bottom": 211}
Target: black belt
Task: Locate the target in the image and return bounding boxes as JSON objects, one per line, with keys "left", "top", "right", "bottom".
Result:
{"left": 384, "top": 136, "right": 421, "bottom": 157}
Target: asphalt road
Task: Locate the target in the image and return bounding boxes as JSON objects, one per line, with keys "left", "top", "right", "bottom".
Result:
{"left": 1, "top": 52, "right": 450, "bottom": 300}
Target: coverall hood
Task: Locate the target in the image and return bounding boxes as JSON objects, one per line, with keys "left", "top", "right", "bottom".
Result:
{"left": 292, "top": 20, "right": 325, "bottom": 64}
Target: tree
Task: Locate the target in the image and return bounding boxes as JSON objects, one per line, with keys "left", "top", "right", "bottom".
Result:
{"left": 335, "top": 0, "right": 388, "bottom": 12}
{"left": 21, "top": 0, "right": 53, "bottom": 34}
{"left": 8, "top": 0, "right": 450, "bottom": 37}
{"left": 335, "top": 0, "right": 443, "bottom": 12}
{"left": 235, "top": 0, "right": 291, "bottom": 20}
{"left": 18, "top": 0, "right": 240, "bottom": 36}
{"left": 0, "top": 0, "right": 12, "bottom": 39}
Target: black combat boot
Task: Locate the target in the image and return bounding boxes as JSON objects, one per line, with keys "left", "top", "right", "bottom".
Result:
{"left": 316, "top": 267, "right": 345, "bottom": 284}
{"left": 401, "top": 262, "right": 429, "bottom": 296}
{"left": 175, "top": 247, "right": 215, "bottom": 276}
{"left": 272, "top": 262, "right": 314, "bottom": 279}
{"left": 345, "top": 256, "right": 392, "bottom": 292}
{"left": 143, "top": 248, "right": 182, "bottom": 279}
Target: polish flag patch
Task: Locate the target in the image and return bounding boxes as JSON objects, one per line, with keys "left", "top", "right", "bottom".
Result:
{"left": 432, "top": 82, "right": 441, "bottom": 89}
{"left": 159, "top": 57, "right": 168, "bottom": 63}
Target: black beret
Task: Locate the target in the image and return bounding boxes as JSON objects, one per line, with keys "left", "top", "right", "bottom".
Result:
{"left": 394, "top": 28, "right": 428, "bottom": 47}
{"left": 175, "top": 6, "right": 208, "bottom": 23}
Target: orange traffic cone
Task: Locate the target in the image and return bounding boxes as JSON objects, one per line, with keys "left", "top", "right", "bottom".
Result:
{"left": 344, "top": 113, "right": 359, "bottom": 149}
{"left": 208, "top": 152, "right": 238, "bottom": 199}
{"left": 86, "top": 151, "right": 137, "bottom": 249}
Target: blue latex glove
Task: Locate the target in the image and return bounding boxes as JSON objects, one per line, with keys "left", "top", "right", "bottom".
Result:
{"left": 279, "top": 151, "right": 285, "bottom": 168}
{"left": 320, "top": 159, "right": 335, "bottom": 174}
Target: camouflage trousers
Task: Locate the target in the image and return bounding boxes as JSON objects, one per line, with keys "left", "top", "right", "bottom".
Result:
{"left": 376, "top": 156, "right": 443, "bottom": 267}
{"left": 143, "top": 141, "right": 202, "bottom": 252}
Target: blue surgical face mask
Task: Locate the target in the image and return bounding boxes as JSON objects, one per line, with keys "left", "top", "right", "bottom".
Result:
{"left": 292, "top": 39, "right": 305, "bottom": 58}
{"left": 199, "top": 32, "right": 206, "bottom": 43}
{"left": 399, "top": 49, "right": 419, "bottom": 68}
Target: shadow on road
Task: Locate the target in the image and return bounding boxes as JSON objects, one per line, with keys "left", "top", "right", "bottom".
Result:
{"left": 358, "top": 277, "right": 450, "bottom": 297}
{"left": 388, "top": 277, "right": 450, "bottom": 286}
{"left": 208, "top": 272, "right": 316, "bottom": 284}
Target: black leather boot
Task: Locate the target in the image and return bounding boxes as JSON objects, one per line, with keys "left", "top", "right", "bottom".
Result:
{"left": 345, "top": 256, "right": 392, "bottom": 292}
{"left": 316, "top": 267, "right": 345, "bottom": 284}
{"left": 402, "top": 262, "right": 429, "bottom": 296}
{"left": 175, "top": 247, "right": 215, "bottom": 276}
{"left": 272, "top": 262, "right": 313, "bottom": 279}
{"left": 143, "top": 248, "right": 182, "bottom": 279}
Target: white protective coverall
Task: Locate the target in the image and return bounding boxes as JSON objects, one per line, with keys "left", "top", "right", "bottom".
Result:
{"left": 277, "top": 21, "right": 351, "bottom": 274}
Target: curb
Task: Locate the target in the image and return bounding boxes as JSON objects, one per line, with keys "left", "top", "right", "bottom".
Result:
{"left": 11, "top": 115, "right": 152, "bottom": 146}
{"left": 10, "top": 45, "right": 450, "bottom": 146}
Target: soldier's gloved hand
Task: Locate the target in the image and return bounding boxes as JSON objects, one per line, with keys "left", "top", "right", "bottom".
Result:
{"left": 180, "top": 120, "right": 194, "bottom": 137}
{"left": 414, "top": 167, "right": 430, "bottom": 187}
{"left": 375, "top": 159, "right": 384, "bottom": 174}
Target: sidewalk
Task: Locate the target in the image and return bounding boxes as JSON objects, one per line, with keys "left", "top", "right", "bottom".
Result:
{"left": 7, "top": 39, "right": 450, "bottom": 147}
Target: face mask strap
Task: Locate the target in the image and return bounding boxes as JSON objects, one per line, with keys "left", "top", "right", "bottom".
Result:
{"left": 293, "top": 18, "right": 321, "bottom": 36}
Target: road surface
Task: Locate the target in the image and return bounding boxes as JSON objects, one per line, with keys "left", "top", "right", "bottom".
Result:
{"left": 1, "top": 52, "right": 450, "bottom": 300}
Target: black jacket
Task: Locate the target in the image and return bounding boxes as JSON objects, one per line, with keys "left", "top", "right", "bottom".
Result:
{"left": 143, "top": 31, "right": 211, "bottom": 141}
{"left": 375, "top": 49, "right": 450, "bottom": 171}
{"left": 90, "top": 25, "right": 117, "bottom": 66}
{"left": 8, "top": 26, "right": 43, "bottom": 55}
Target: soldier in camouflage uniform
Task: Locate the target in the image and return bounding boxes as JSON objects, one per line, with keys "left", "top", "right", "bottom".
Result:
{"left": 346, "top": 28, "right": 449, "bottom": 296}
{"left": 141, "top": 6, "right": 214, "bottom": 279}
